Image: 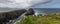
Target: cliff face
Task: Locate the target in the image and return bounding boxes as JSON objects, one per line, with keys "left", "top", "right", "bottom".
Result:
{"left": 25, "top": 8, "right": 35, "bottom": 16}
{"left": 0, "top": 8, "right": 35, "bottom": 24}
{"left": 0, "top": 9, "right": 27, "bottom": 24}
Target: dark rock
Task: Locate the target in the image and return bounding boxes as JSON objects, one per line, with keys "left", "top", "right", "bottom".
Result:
{"left": 0, "top": 9, "right": 27, "bottom": 24}
{"left": 25, "top": 8, "right": 35, "bottom": 16}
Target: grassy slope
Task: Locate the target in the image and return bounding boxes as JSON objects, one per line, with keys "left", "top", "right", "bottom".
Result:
{"left": 16, "top": 14, "right": 60, "bottom": 24}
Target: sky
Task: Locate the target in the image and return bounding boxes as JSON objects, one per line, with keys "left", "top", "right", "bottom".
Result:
{"left": 32, "top": 0, "right": 60, "bottom": 8}
{"left": 0, "top": 0, "right": 60, "bottom": 9}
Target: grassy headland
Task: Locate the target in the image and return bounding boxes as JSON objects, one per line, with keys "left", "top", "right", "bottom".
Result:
{"left": 16, "top": 14, "right": 60, "bottom": 24}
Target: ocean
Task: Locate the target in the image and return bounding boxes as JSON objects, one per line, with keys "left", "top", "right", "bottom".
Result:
{"left": 33, "top": 8, "right": 60, "bottom": 14}
{"left": 0, "top": 8, "right": 19, "bottom": 12}
{"left": 0, "top": 8, "right": 60, "bottom": 14}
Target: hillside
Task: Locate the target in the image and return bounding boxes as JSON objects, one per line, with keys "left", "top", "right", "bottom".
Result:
{"left": 16, "top": 14, "right": 60, "bottom": 24}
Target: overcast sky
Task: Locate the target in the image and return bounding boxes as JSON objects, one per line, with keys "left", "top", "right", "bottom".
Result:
{"left": 0, "top": 0, "right": 60, "bottom": 9}
{"left": 32, "top": 0, "right": 60, "bottom": 8}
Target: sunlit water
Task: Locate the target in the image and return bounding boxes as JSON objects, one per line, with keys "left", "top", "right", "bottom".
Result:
{"left": 33, "top": 8, "right": 60, "bottom": 15}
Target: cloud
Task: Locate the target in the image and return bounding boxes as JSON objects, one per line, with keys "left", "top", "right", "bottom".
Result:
{"left": 32, "top": 0, "right": 60, "bottom": 8}
{"left": 0, "top": 0, "right": 51, "bottom": 9}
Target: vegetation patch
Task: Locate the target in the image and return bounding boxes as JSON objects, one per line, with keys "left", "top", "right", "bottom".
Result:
{"left": 16, "top": 14, "right": 60, "bottom": 24}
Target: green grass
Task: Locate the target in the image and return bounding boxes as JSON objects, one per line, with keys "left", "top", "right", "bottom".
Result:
{"left": 16, "top": 14, "right": 60, "bottom": 24}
